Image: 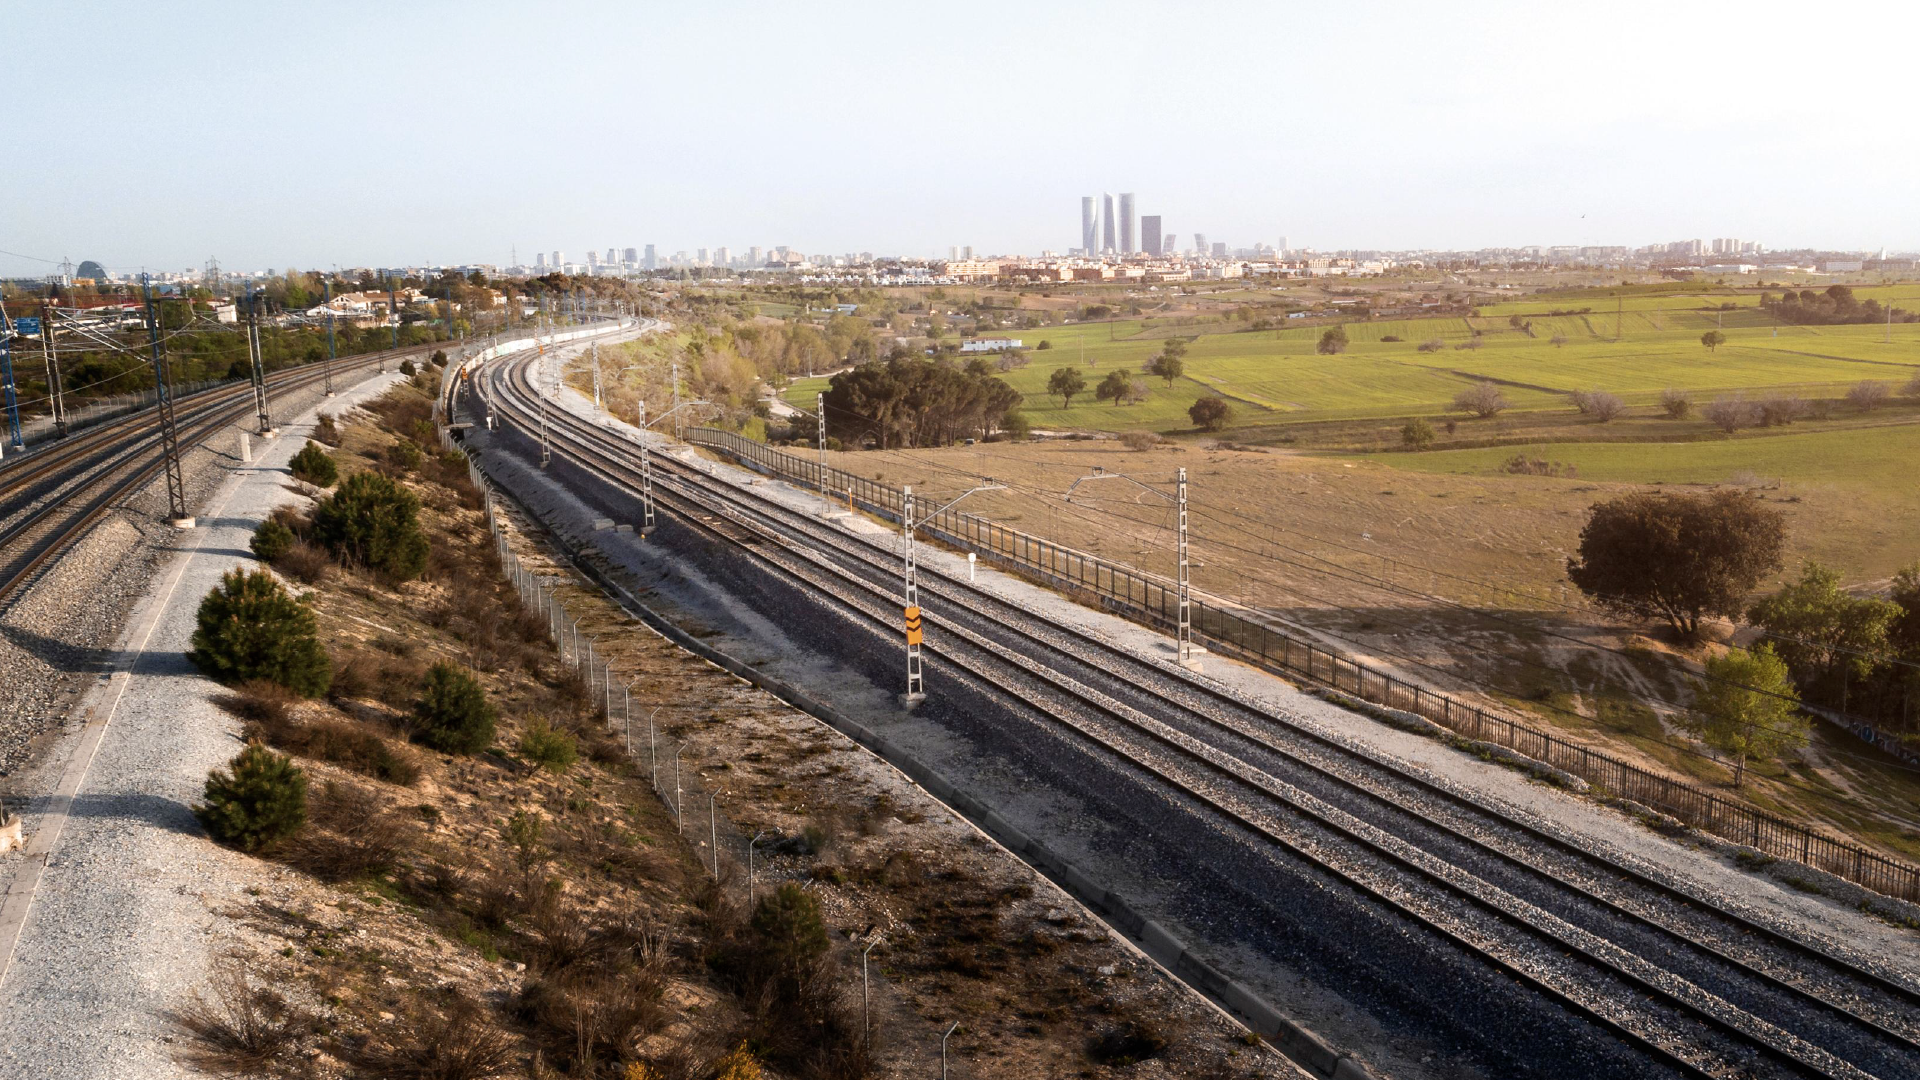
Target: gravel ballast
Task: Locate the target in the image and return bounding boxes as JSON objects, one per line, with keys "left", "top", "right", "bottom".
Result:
{"left": 0, "top": 373, "right": 404, "bottom": 1079}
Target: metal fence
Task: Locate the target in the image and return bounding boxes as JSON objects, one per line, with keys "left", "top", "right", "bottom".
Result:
{"left": 687, "top": 426, "right": 1920, "bottom": 904}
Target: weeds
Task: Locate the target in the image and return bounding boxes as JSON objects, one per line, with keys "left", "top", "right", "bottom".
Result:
{"left": 174, "top": 958, "right": 305, "bottom": 1076}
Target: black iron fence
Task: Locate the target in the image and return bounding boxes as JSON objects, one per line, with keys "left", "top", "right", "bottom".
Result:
{"left": 687, "top": 427, "right": 1920, "bottom": 903}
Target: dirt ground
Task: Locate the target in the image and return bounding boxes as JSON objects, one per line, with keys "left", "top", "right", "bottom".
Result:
{"left": 796, "top": 437, "right": 1920, "bottom": 867}
{"left": 185, "top": 376, "right": 1290, "bottom": 1079}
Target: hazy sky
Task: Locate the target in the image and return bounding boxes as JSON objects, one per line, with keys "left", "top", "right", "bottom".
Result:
{"left": 5, "top": 1, "right": 1915, "bottom": 276}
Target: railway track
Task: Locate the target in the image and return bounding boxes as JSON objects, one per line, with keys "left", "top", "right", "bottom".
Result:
{"left": 0, "top": 345, "right": 423, "bottom": 607}
{"left": 474, "top": 346, "right": 1920, "bottom": 1080}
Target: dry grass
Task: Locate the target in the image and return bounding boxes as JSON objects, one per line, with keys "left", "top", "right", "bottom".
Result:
{"left": 284, "top": 781, "right": 414, "bottom": 882}
{"left": 346, "top": 996, "right": 517, "bottom": 1080}
{"left": 173, "top": 958, "right": 306, "bottom": 1076}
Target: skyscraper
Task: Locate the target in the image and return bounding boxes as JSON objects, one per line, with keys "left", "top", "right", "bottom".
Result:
{"left": 643, "top": 244, "right": 656, "bottom": 270}
{"left": 1118, "top": 193, "right": 1136, "bottom": 254}
{"left": 1101, "top": 193, "right": 1116, "bottom": 254}
{"left": 1080, "top": 196, "right": 1097, "bottom": 255}
{"left": 623, "top": 247, "right": 638, "bottom": 264}
{"left": 714, "top": 246, "right": 730, "bottom": 268}
{"left": 1140, "top": 215, "right": 1162, "bottom": 259}
{"left": 1192, "top": 234, "right": 1207, "bottom": 257}
{"left": 1277, "top": 236, "right": 1289, "bottom": 258}
{"left": 551, "top": 250, "right": 563, "bottom": 269}
{"left": 1164, "top": 234, "right": 1176, "bottom": 256}
{"left": 535, "top": 252, "right": 546, "bottom": 269}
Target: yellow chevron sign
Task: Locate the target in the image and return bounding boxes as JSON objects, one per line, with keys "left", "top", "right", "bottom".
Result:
{"left": 904, "top": 605, "right": 923, "bottom": 645}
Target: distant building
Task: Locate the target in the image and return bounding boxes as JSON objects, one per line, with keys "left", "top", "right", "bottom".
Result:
{"left": 1102, "top": 193, "right": 1116, "bottom": 253}
{"left": 551, "top": 250, "right": 562, "bottom": 270}
{"left": 1119, "top": 192, "right": 1136, "bottom": 254}
{"left": 1193, "top": 233, "right": 1208, "bottom": 256}
{"left": 1164, "top": 235, "right": 1177, "bottom": 256}
{"left": 643, "top": 244, "right": 656, "bottom": 270}
{"left": 959, "top": 338, "right": 1023, "bottom": 353}
{"left": 1211, "top": 241, "right": 1228, "bottom": 259}
{"left": 1081, "top": 196, "right": 1097, "bottom": 255}
{"left": 623, "top": 247, "right": 638, "bottom": 264}
{"left": 1140, "top": 215, "right": 1162, "bottom": 258}
{"left": 535, "top": 253, "right": 547, "bottom": 269}
{"left": 1818, "top": 259, "right": 1864, "bottom": 272}
{"left": 1278, "top": 235, "right": 1289, "bottom": 258}
{"left": 715, "top": 246, "right": 730, "bottom": 269}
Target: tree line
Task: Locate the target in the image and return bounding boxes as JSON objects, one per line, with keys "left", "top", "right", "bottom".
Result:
{"left": 822, "top": 355, "right": 1022, "bottom": 448}
{"left": 1760, "top": 285, "right": 1914, "bottom": 326}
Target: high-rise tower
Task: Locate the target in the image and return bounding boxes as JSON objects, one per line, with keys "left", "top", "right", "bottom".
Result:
{"left": 1119, "top": 193, "right": 1136, "bottom": 254}
{"left": 1081, "top": 196, "right": 1097, "bottom": 255}
{"left": 1101, "top": 193, "right": 1116, "bottom": 254}
{"left": 1140, "top": 215, "right": 1162, "bottom": 258}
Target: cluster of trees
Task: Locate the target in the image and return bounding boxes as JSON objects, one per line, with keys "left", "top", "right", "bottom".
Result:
{"left": 1566, "top": 490, "right": 1920, "bottom": 780}
{"left": 822, "top": 356, "right": 1021, "bottom": 448}
{"left": 1761, "top": 285, "right": 1915, "bottom": 326}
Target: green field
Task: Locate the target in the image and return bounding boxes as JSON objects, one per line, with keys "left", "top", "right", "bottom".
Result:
{"left": 786, "top": 301, "right": 1920, "bottom": 434}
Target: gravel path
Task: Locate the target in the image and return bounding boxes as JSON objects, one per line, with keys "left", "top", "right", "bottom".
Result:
{"left": 0, "top": 374, "right": 403, "bottom": 1079}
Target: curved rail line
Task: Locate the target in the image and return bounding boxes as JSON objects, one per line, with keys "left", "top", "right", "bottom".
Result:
{"left": 0, "top": 345, "right": 425, "bottom": 606}
{"left": 476, "top": 346, "right": 1920, "bottom": 1080}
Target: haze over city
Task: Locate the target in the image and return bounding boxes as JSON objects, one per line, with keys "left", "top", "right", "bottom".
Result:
{"left": 4, "top": 1, "right": 1918, "bottom": 276}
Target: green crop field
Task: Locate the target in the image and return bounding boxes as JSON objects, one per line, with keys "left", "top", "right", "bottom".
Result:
{"left": 782, "top": 291, "right": 1920, "bottom": 436}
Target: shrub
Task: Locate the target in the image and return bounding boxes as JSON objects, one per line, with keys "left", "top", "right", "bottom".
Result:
{"left": 1660, "top": 388, "right": 1692, "bottom": 419}
{"left": 311, "top": 413, "right": 342, "bottom": 446}
{"left": 189, "top": 568, "right": 332, "bottom": 696}
{"left": 518, "top": 717, "right": 577, "bottom": 773}
{"left": 413, "top": 662, "right": 496, "bottom": 754}
{"left": 1379, "top": 334, "right": 1403, "bottom": 342}
{"left": 751, "top": 883, "right": 830, "bottom": 973}
{"left": 1090, "top": 1018, "right": 1169, "bottom": 1066}
{"left": 348, "top": 998, "right": 515, "bottom": 1080}
{"left": 1847, "top": 380, "right": 1891, "bottom": 411}
{"left": 195, "top": 742, "right": 308, "bottom": 852}
{"left": 1906, "top": 371, "right": 1920, "bottom": 398}
{"left": 289, "top": 441, "right": 338, "bottom": 487}
{"left": 386, "top": 438, "right": 425, "bottom": 471}
{"left": 1549, "top": 334, "right": 1568, "bottom": 348}
{"left": 1704, "top": 395, "right": 1754, "bottom": 433}
{"left": 1401, "top": 417, "right": 1435, "bottom": 451}
{"left": 430, "top": 349, "right": 448, "bottom": 367}
{"left": 1452, "top": 381, "right": 1508, "bottom": 418}
{"left": 274, "top": 540, "right": 331, "bottom": 585}
{"left": 999, "top": 410, "right": 1030, "bottom": 440}
{"left": 310, "top": 471, "right": 430, "bottom": 580}
{"left": 1035, "top": 339, "right": 1051, "bottom": 350}
{"left": 1416, "top": 338, "right": 1445, "bottom": 352}
{"left": 1757, "top": 395, "right": 1806, "bottom": 427}
{"left": 1315, "top": 326, "right": 1348, "bottom": 354}
{"left": 249, "top": 518, "right": 295, "bottom": 562}
{"left": 287, "top": 782, "right": 411, "bottom": 880}
{"left": 175, "top": 960, "right": 303, "bottom": 1075}
{"left": 1120, "top": 430, "right": 1157, "bottom": 451}
{"left": 1188, "top": 395, "right": 1233, "bottom": 432}
{"left": 399, "top": 358, "right": 417, "bottom": 377}
{"left": 1573, "top": 390, "right": 1625, "bottom": 422}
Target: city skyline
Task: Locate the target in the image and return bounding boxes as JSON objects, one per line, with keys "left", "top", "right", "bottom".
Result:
{"left": 3, "top": 3, "right": 1918, "bottom": 276}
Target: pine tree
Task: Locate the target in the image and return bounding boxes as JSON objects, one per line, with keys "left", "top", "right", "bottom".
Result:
{"left": 189, "top": 568, "right": 331, "bottom": 696}
{"left": 196, "top": 742, "right": 308, "bottom": 851}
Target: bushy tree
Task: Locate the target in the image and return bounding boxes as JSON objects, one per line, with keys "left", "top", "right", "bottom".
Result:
{"left": 398, "top": 358, "right": 417, "bottom": 377}
{"left": 1566, "top": 491, "right": 1786, "bottom": 638}
{"left": 1316, "top": 326, "right": 1349, "bottom": 355}
{"left": 310, "top": 471, "right": 430, "bottom": 580}
{"left": 1401, "top": 417, "right": 1435, "bottom": 451}
{"left": 1573, "top": 390, "right": 1626, "bottom": 422}
{"left": 1746, "top": 562, "right": 1900, "bottom": 709}
{"left": 1660, "top": 388, "right": 1692, "bottom": 419}
{"left": 250, "top": 517, "right": 295, "bottom": 562}
{"left": 1452, "top": 381, "right": 1509, "bottom": 418}
{"left": 1188, "top": 395, "right": 1233, "bottom": 432}
{"left": 1096, "top": 369, "right": 1137, "bottom": 406}
{"left": 189, "top": 568, "right": 332, "bottom": 695}
{"left": 289, "top": 441, "right": 338, "bottom": 487}
{"left": 1704, "top": 395, "right": 1754, "bottom": 433}
{"left": 413, "top": 662, "right": 496, "bottom": 754}
{"left": 195, "top": 742, "right": 308, "bottom": 851}
{"left": 1684, "top": 645, "right": 1805, "bottom": 787}
{"left": 1700, "top": 330, "right": 1727, "bottom": 352}
{"left": 1047, "top": 366, "right": 1087, "bottom": 408}
{"left": 1847, "top": 380, "right": 1891, "bottom": 411}
{"left": 1147, "top": 350, "right": 1186, "bottom": 388}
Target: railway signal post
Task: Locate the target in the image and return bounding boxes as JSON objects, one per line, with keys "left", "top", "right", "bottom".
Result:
{"left": 246, "top": 289, "right": 275, "bottom": 436}
{"left": 899, "top": 479, "right": 1005, "bottom": 701}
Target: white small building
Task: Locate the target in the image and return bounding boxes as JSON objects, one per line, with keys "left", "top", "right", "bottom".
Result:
{"left": 959, "top": 338, "right": 1023, "bottom": 353}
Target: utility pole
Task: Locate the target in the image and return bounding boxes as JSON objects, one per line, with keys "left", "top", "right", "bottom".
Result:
{"left": 670, "top": 357, "right": 681, "bottom": 440}
{"left": 1065, "top": 466, "right": 1195, "bottom": 667}
{"left": 638, "top": 400, "right": 656, "bottom": 533}
{"left": 0, "top": 322, "right": 20, "bottom": 453}
{"left": 903, "top": 486, "right": 923, "bottom": 701}
{"left": 899, "top": 479, "right": 1005, "bottom": 700}
{"left": 39, "top": 303, "right": 66, "bottom": 438}
{"left": 322, "top": 278, "right": 336, "bottom": 396}
{"left": 387, "top": 274, "right": 399, "bottom": 357}
{"left": 590, "top": 342, "right": 603, "bottom": 407}
{"left": 141, "top": 275, "right": 192, "bottom": 527}
{"left": 817, "top": 390, "right": 828, "bottom": 512}
{"left": 247, "top": 289, "right": 274, "bottom": 435}
{"left": 539, "top": 401, "right": 551, "bottom": 468}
